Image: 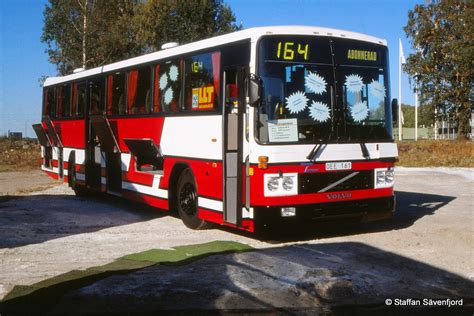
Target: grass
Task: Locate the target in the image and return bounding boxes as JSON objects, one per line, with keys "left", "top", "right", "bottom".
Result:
{"left": 396, "top": 140, "right": 474, "bottom": 168}
{"left": 0, "top": 138, "right": 41, "bottom": 172}
{"left": 1, "top": 241, "right": 254, "bottom": 312}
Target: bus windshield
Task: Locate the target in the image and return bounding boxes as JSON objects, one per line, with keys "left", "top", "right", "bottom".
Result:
{"left": 256, "top": 35, "right": 392, "bottom": 144}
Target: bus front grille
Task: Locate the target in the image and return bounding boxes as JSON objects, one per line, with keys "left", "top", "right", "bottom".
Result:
{"left": 299, "top": 170, "right": 373, "bottom": 194}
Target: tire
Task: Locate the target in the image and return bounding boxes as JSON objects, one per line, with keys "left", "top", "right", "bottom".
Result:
{"left": 176, "top": 168, "right": 211, "bottom": 230}
{"left": 68, "top": 157, "right": 88, "bottom": 197}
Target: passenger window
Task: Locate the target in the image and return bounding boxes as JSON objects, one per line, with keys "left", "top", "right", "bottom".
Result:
{"left": 43, "top": 87, "right": 56, "bottom": 118}
{"left": 72, "top": 82, "right": 86, "bottom": 117}
{"left": 157, "top": 60, "right": 181, "bottom": 113}
{"left": 89, "top": 78, "right": 105, "bottom": 115}
{"left": 58, "top": 84, "right": 71, "bottom": 118}
{"left": 128, "top": 66, "right": 152, "bottom": 114}
{"left": 107, "top": 72, "right": 126, "bottom": 115}
{"left": 184, "top": 52, "right": 220, "bottom": 111}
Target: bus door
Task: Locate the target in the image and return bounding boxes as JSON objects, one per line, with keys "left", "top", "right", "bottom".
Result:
{"left": 85, "top": 79, "right": 103, "bottom": 190}
{"left": 44, "top": 117, "right": 64, "bottom": 178}
{"left": 222, "top": 68, "right": 247, "bottom": 226}
{"left": 89, "top": 115, "right": 121, "bottom": 194}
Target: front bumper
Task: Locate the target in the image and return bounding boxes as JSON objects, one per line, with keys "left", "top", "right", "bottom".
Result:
{"left": 254, "top": 196, "right": 395, "bottom": 227}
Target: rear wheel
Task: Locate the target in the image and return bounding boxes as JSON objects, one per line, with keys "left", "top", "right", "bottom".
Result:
{"left": 68, "top": 157, "right": 88, "bottom": 197}
{"left": 176, "top": 168, "right": 211, "bottom": 230}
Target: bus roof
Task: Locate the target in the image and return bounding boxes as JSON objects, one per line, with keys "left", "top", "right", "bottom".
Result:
{"left": 43, "top": 25, "right": 387, "bottom": 87}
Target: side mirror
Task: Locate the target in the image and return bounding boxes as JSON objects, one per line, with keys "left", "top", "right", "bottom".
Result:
{"left": 248, "top": 74, "right": 262, "bottom": 107}
{"left": 391, "top": 98, "right": 398, "bottom": 123}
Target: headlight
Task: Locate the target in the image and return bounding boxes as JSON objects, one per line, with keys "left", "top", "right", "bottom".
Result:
{"left": 375, "top": 168, "right": 395, "bottom": 188}
{"left": 282, "top": 176, "right": 294, "bottom": 191}
{"left": 267, "top": 177, "right": 279, "bottom": 192}
{"left": 376, "top": 171, "right": 386, "bottom": 185}
{"left": 264, "top": 173, "right": 298, "bottom": 197}
{"left": 385, "top": 168, "right": 394, "bottom": 183}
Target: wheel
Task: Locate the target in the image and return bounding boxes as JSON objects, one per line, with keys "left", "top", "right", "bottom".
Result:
{"left": 176, "top": 168, "right": 211, "bottom": 230}
{"left": 68, "top": 157, "right": 88, "bottom": 197}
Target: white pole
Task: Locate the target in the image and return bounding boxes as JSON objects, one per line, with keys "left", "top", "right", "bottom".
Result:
{"left": 434, "top": 107, "right": 438, "bottom": 140}
{"left": 398, "top": 42, "right": 402, "bottom": 141}
{"left": 414, "top": 83, "right": 418, "bottom": 141}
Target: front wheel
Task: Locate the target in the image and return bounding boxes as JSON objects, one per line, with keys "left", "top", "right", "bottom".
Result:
{"left": 176, "top": 169, "right": 211, "bottom": 230}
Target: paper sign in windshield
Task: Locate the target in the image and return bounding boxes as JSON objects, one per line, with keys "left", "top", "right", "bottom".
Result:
{"left": 369, "top": 80, "right": 386, "bottom": 100}
{"left": 345, "top": 74, "right": 363, "bottom": 93}
{"left": 268, "top": 119, "right": 298, "bottom": 142}
{"left": 192, "top": 86, "right": 215, "bottom": 109}
{"left": 351, "top": 101, "right": 369, "bottom": 122}
{"left": 305, "top": 72, "right": 327, "bottom": 95}
{"left": 285, "top": 91, "right": 308, "bottom": 114}
{"left": 309, "top": 101, "right": 330, "bottom": 123}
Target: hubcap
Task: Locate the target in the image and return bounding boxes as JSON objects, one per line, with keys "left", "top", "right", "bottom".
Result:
{"left": 179, "top": 183, "right": 197, "bottom": 216}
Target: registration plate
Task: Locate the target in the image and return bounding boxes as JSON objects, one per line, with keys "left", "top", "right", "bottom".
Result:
{"left": 325, "top": 162, "right": 352, "bottom": 171}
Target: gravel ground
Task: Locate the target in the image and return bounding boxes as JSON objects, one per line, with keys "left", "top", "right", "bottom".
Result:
{"left": 0, "top": 168, "right": 473, "bottom": 313}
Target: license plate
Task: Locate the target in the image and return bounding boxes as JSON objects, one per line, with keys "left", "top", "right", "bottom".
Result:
{"left": 326, "top": 162, "right": 352, "bottom": 171}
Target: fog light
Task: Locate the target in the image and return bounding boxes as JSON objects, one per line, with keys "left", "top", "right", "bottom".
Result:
{"left": 281, "top": 207, "right": 296, "bottom": 217}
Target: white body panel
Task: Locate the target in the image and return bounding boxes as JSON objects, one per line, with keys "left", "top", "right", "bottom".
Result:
{"left": 250, "top": 142, "right": 398, "bottom": 164}
{"left": 160, "top": 115, "right": 222, "bottom": 160}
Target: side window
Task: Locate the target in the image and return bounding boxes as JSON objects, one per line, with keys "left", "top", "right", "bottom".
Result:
{"left": 157, "top": 60, "right": 181, "bottom": 113}
{"left": 72, "top": 82, "right": 86, "bottom": 117}
{"left": 107, "top": 72, "right": 126, "bottom": 115}
{"left": 43, "top": 87, "right": 56, "bottom": 117}
{"left": 89, "top": 78, "right": 105, "bottom": 115}
{"left": 184, "top": 51, "right": 220, "bottom": 112}
{"left": 58, "top": 84, "right": 71, "bottom": 118}
{"left": 128, "top": 66, "right": 152, "bottom": 114}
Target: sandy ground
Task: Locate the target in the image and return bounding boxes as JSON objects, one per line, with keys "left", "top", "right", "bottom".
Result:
{"left": 0, "top": 168, "right": 473, "bottom": 313}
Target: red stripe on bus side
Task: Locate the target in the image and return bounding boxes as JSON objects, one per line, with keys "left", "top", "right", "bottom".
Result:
{"left": 122, "top": 189, "right": 169, "bottom": 210}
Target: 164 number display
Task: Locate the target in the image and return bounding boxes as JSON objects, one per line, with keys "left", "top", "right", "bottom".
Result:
{"left": 276, "top": 42, "right": 309, "bottom": 61}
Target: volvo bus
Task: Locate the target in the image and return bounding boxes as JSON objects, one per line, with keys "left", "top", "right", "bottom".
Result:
{"left": 34, "top": 26, "right": 398, "bottom": 233}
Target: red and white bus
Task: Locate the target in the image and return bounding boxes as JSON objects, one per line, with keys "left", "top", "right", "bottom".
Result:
{"left": 34, "top": 26, "right": 398, "bottom": 233}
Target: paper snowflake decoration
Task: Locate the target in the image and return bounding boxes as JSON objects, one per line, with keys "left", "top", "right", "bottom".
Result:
{"left": 159, "top": 73, "right": 169, "bottom": 90}
{"left": 351, "top": 101, "right": 369, "bottom": 123}
{"left": 305, "top": 72, "right": 327, "bottom": 95}
{"left": 285, "top": 91, "right": 308, "bottom": 114}
{"left": 369, "top": 79, "right": 386, "bottom": 100}
{"left": 309, "top": 101, "right": 330, "bottom": 123}
{"left": 345, "top": 74, "right": 363, "bottom": 93}
{"left": 169, "top": 65, "right": 179, "bottom": 82}
{"left": 164, "top": 87, "right": 174, "bottom": 105}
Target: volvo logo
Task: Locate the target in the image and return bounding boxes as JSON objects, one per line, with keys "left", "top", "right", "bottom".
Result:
{"left": 326, "top": 192, "right": 352, "bottom": 200}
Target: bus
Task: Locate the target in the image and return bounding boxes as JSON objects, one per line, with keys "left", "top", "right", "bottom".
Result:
{"left": 33, "top": 26, "right": 398, "bottom": 233}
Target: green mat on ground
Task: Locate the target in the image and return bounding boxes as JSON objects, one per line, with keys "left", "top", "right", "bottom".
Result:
{"left": 1, "top": 240, "right": 254, "bottom": 307}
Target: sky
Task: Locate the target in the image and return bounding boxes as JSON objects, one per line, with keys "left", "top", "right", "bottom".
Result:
{"left": 0, "top": 0, "right": 421, "bottom": 137}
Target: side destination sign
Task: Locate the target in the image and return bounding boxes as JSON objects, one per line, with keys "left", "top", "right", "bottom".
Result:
{"left": 347, "top": 49, "right": 377, "bottom": 61}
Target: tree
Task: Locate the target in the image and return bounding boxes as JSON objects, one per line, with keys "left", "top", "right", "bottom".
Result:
{"left": 136, "top": 0, "right": 241, "bottom": 52}
{"left": 42, "top": 0, "right": 241, "bottom": 75}
{"left": 41, "top": 0, "right": 144, "bottom": 75}
{"left": 403, "top": 0, "right": 473, "bottom": 139}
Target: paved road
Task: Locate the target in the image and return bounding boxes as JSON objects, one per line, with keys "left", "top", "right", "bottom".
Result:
{"left": 0, "top": 168, "right": 473, "bottom": 314}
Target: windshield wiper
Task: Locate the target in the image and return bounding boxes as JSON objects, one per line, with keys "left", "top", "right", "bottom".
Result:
{"left": 360, "top": 142, "right": 370, "bottom": 159}
{"left": 307, "top": 143, "right": 327, "bottom": 161}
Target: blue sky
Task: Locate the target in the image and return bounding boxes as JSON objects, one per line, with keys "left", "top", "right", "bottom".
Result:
{"left": 0, "top": 0, "right": 421, "bottom": 137}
